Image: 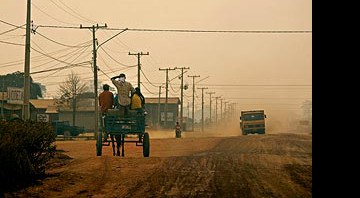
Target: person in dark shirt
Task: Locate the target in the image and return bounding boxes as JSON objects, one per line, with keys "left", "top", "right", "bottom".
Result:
{"left": 99, "top": 84, "right": 114, "bottom": 114}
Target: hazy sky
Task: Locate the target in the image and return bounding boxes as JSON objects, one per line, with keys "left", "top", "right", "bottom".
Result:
{"left": 0, "top": 0, "right": 312, "bottom": 125}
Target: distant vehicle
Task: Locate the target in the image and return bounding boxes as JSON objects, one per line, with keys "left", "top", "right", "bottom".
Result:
{"left": 51, "top": 120, "right": 85, "bottom": 137}
{"left": 240, "top": 110, "right": 266, "bottom": 135}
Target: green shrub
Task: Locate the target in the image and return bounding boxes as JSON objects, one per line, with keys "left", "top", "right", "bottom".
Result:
{"left": 0, "top": 120, "right": 56, "bottom": 190}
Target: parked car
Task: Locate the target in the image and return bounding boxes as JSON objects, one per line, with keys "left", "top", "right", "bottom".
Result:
{"left": 51, "top": 120, "right": 85, "bottom": 137}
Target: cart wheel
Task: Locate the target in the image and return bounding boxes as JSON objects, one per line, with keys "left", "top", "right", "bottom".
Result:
{"left": 143, "top": 132, "right": 150, "bottom": 157}
{"left": 96, "top": 132, "right": 102, "bottom": 156}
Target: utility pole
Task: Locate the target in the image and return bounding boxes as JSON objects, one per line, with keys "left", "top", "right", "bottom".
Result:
{"left": 80, "top": 24, "right": 107, "bottom": 135}
{"left": 206, "top": 91, "right": 215, "bottom": 123}
{"left": 175, "top": 67, "right": 190, "bottom": 127}
{"left": 224, "top": 101, "right": 229, "bottom": 120}
{"left": 157, "top": 85, "right": 162, "bottom": 128}
{"left": 128, "top": 52, "right": 149, "bottom": 89}
{"left": 197, "top": 87, "right": 208, "bottom": 132}
{"left": 188, "top": 75, "right": 200, "bottom": 131}
{"left": 159, "top": 67, "right": 176, "bottom": 128}
{"left": 187, "top": 101, "right": 190, "bottom": 119}
{"left": 22, "top": 0, "right": 31, "bottom": 120}
{"left": 1, "top": 77, "right": 4, "bottom": 119}
{"left": 220, "top": 99, "right": 224, "bottom": 121}
{"left": 214, "top": 96, "right": 221, "bottom": 124}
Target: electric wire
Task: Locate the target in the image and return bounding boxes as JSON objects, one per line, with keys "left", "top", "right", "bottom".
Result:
{"left": 58, "top": 0, "right": 96, "bottom": 23}
{"left": 98, "top": 47, "right": 137, "bottom": 67}
{"left": 0, "top": 24, "right": 25, "bottom": 35}
{"left": 49, "top": 0, "right": 93, "bottom": 24}
{"left": 35, "top": 31, "right": 91, "bottom": 48}
{"left": 32, "top": 2, "right": 78, "bottom": 25}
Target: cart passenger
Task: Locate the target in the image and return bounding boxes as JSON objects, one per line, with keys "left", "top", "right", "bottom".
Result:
{"left": 131, "top": 87, "right": 146, "bottom": 115}
{"left": 111, "top": 73, "right": 135, "bottom": 116}
{"left": 99, "top": 84, "right": 114, "bottom": 115}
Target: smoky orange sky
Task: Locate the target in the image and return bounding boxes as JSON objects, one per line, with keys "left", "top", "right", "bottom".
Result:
{"left": 0, "top": 0, "right": 312, "bottom": 126}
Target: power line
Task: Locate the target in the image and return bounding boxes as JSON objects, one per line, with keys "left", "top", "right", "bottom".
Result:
{"left": 0, "top": 19, "right": 25, "bottom": 28}
{"left": 0, "top": 24, "right": 26, "bottom": 35}
{"left": 140, "top": 82, "right": 157, "bottom": 95}
{"left": 119, "top": 28, "right": 312, "bottom": 34}
{"left": 35, "top": 25, "right": 312, "bottom": 34}
{"left": 30, "top": 42, "right": 92, "bottom": 69}
{"left": 57, "top": 0, "right": 96, "bottom": 23}
{"left": 49, "top": 0, "right": 94, "bottom": 24}
{"left": 198, "top": 84, "right": 312, "bottom": 87}
{"left": 0, "top": 40, "right": 24, "bottom": 46}
{"left": 30, "top": 61, "right": 90, "bottom": 74}
{"left": 0, "top": 39, "right": 92, "bottom": 68}
{"left": 140, "top": 69, "right": 158, "bottom": 88}
{"left": 99, "top": 47, "right": 137, "bottom": 67}
{"left": 32, "top": 2, "right": 78, "bottom": 25}
{"left": 35, "top": 31, "right": 91, "bottom": 48}
{"left": 30, "top": 45, "right": 91, "bottom": 75}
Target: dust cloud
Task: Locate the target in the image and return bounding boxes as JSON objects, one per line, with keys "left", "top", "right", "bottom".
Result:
{"left": 147, "top": 109, "right": 311, "bottom": 139}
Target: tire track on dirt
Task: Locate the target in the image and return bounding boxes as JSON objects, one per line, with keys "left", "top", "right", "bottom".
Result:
{"left": 81, "top": 156, "right": 112, "bottom": 197}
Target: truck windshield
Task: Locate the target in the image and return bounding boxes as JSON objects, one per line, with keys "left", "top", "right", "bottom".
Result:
{"left": 242, "top": 114, "right": 264, "bottom": 121}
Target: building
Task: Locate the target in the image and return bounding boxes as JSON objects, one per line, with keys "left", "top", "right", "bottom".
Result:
{"left": 30, "top": 99, "right": 59, "bottom": 122}
{"left": 144, "top": 97, "right": 180, "bottom": 129}
{"left": 1, "top": 93, "right": 181, "bottom": 131}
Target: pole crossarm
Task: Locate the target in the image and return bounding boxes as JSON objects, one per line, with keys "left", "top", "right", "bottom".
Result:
{"left": 129, "top": 52, "right": 149, "bottom": 88}
{"left": 159, "top": 67, "right": 177, "bottom": 127}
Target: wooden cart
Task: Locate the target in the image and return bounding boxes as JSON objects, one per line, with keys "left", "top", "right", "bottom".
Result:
{"left": 96, "top": 109, "right": 150, "bottom": 157}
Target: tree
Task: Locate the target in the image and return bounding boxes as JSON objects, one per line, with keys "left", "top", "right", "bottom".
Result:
{"left": 57, "top": 72, "right": 88, "bottom": 127}
{"left": 0, "top": 71, "right": 42, "bottom": 99}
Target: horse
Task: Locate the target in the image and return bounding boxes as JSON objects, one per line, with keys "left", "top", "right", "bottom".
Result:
{"left": 109, "top": 134, "right": 121, "bottom": 156}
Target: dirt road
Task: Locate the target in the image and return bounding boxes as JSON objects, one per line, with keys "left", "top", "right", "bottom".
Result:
{"left": 4, "top": 130, "right": 312, "bottom": 198}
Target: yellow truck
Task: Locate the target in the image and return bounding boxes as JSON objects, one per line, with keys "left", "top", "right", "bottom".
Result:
{"left": 240, "top": 110, "right": 266, "bottom": 135}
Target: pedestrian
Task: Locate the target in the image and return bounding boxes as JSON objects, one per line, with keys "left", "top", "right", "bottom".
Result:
{"left": 111, "top": 73, "right": 134, "bottom": 116}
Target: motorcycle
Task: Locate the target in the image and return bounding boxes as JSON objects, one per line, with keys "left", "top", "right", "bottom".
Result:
{"left": 175, "top": 129, "right": 181, "bottom": 138}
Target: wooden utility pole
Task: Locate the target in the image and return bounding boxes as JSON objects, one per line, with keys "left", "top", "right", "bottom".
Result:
{"left": 22, "top": 0, "right": 31, "bottom": 120}
{"left": 128, "top": 52, "right": 149, "bottom": 88}
{"left": 220, "top": 98, "right": 224, "bottom": 121}
{"left": 214, "top": 96, "right": 221, "bottom": 124}
{"left": 224, "top": 101, "right": 229, "bottom": 120}
{"left": 188, "top": 75, "right": 200, "bottom": 131}
{"left": 157, "top": 85, "right": 161, "bottom": 128}
{"left": 197, "top": 87, "right": 208, "bottom": 132}
{"left": 80, "top": 24, "right": 107, "bottom": 135}
{"left": 206, "top": 91, "right": 215, "bottom": 123}
{"left": 175, "top": 67, "right": 190, "bottom": 127}
{"left": 159, "top": 67, "right": 176, "bottom": 128}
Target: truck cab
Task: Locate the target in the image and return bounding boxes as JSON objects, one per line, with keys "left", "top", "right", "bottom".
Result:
{"left": 240, "top": 110, "right": 266, "bottom": 135}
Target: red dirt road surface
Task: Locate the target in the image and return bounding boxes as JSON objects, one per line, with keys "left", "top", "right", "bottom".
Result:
{"left": 4, "top": 129, "right": 312, "bottom": 198}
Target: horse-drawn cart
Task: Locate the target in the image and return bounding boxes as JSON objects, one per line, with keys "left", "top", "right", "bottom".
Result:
{"left": 96, "top": 109, "right": 150, "bottom": 157}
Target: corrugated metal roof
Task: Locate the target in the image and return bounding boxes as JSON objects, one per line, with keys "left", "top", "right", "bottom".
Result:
{"left": 30, "top": 99, "right": 57, "bottom": 109}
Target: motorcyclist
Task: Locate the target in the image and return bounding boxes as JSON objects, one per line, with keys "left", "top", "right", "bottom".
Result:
{"left": 175, "top": 121, "right": 181, "bottom": 138}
